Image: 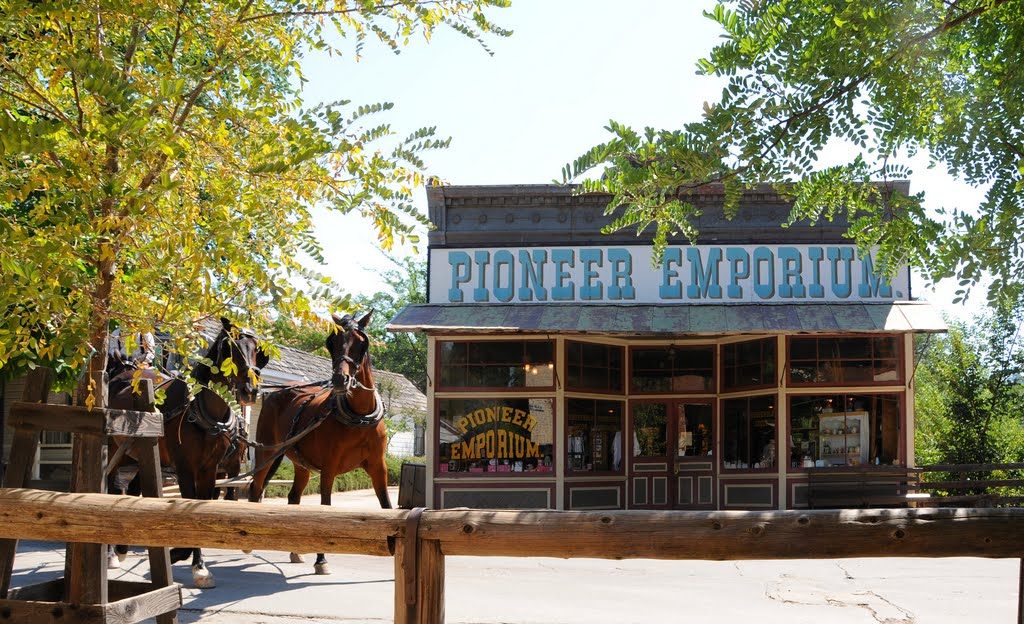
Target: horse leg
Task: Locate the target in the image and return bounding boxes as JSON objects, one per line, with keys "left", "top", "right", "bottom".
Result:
{"left": 313, "top": 470, "right": 335, "bottom": 575}
{"left": 288, "top": 464, "right": 312, "bottom": 564}
{"left": 188, "top": 471, "right": 219, "bottom": 589}
{"left": 366, "top": 458, "right": 393, "bottom": 510}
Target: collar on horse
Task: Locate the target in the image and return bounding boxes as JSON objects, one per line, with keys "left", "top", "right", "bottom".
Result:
{"left": 330, "top": 389, "right": 385, "bottom": 428}
{"left": 184, "top": 390, "right": 240, "bottom": 438}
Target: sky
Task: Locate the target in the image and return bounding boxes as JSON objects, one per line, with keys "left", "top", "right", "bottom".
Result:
{"left": 299, "top": 0, "right": 988, "bottom": 322}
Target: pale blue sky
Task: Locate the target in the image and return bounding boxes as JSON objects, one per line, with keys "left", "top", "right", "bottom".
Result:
{"left": 300, "top": 0, "right": 987, "bottom": 321}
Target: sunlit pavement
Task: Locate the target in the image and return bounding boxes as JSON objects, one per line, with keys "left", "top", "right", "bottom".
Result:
{"left": 10, "top": 488, "right": 1020, "bottom": 623}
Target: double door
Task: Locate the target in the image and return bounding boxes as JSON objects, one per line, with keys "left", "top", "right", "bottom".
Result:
{"left": 629, "top": 400, "right": 715, "bottom": 509}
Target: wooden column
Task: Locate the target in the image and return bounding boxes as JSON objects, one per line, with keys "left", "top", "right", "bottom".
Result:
{"left": 395, "top": 509, "right": 444, "bottom": 624}
{"left": 66, "top": 370, "right": 109, "bottom": 605}
{"left": 134, "top": 380, "right": 177, "bottom": 624}
{"left": 0, "top": 368, "right": 52, "bottom": 597}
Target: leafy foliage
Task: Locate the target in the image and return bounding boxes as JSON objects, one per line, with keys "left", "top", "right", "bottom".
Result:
{"left": 0, "top": 0, "right": 508, "bottom": 394}
{"left": 915, "top": 301, "right": 1024, "bottom": 485}
{"left": 352, "top": 254, "right": 427, "bottom": 392}
{"left": 564, "top": 0, "right": 1021, "bottom": 304}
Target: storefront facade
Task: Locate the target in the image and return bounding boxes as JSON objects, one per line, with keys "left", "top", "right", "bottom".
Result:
{"left": 387, "top": 184, "right": 946, "bottom": 510}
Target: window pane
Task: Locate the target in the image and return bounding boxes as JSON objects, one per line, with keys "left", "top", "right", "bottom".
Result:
{"left": 567, "top": 341, "right": 624, "bottom": 392}
{"left": 632, "top": 403, "right": 667, "bottom": 457}
{"left": 722, "top": 395, "right": 775, "bottom": 469}
{"left": 677, "top": 403, "right": 713, "bottom": 457}
{"left": 723, "top": 338, "right": 776, "bottom": 390}
{"left": 787, "top": 394, "right": 902, "bottom": 470}
{"left": 438, "top": 398, "right": 555, "bottom": 474}
{"left": 567, "top": 399, "right": 623, "bottom": 472}
{"left": 438, "top": 340, "right": 554, "bottom": 389}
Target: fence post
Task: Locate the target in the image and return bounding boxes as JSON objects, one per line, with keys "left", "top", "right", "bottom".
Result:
{"left": 65, "top": 368, "right": 109, "bottom": 605}
{"left": 394, "top": 508, "right": 444, "bottom": 624}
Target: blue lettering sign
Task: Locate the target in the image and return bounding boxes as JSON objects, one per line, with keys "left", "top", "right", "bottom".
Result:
{"left": 607, "top": 248, "right": 635, "bottom": 300}
{"left": 448, "top": 251, "right": 471, "bottom": 302}
{"left": 726, "top": 248, "right": 749, "bottom": 299}
{"left": 659, "top": 248, "right": 683, "bottom": 299}
{"left": 551, "top": 249, "right": 575, "bottom": 301}
{"left": 518, "top": 249, "right": 548, "bottom": 301}
{"left": 687, "top": 247, "right": 723, "bottom": 299}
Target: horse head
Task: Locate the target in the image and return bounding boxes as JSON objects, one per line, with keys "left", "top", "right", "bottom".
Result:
{"left": 204, "top": 317, "right": 271, "bottom": 406}
{"left": 327, "top": 310, "right": 373, "bottom": 394}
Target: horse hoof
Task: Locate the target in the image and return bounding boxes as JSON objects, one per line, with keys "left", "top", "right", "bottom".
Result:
{"left": 241, "top": 549, "right": 253, "bottom": 555}
{"left": 289, "top": 552, "right": 304, "bottom": 564}
{"left": 314, "top": 562, "right": 331, "bottom": 575}
{"left": 107, "top": 554, "right": 121, "bottom": 570}
{"left": 192, "top": 566, "right": 216, "bottom": 589}
{"left": 116, "top": 550, "right": 128, "bottom": 563}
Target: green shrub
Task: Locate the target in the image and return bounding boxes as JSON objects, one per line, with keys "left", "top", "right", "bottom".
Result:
{"left": 262, "top": 455, "right": 425, "bottom": 498}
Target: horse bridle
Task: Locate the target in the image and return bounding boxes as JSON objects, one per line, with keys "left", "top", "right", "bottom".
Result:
{"left": 333, "top": 319, "right": 370, "bottom": 391}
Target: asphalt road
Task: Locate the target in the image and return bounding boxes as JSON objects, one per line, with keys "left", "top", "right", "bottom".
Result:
{"left": 10, "top": 487, "right": 1021, "bottom": 623}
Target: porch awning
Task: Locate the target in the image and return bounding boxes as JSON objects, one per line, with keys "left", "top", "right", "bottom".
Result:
{"left": 386, "top": 302, "right": 947, "bottom": 336}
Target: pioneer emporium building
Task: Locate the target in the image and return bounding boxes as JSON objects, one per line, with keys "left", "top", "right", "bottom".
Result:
{"left": 387, "top": 183, "right": 946, "bottom": 510}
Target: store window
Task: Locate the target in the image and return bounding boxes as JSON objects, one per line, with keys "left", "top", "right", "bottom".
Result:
{"left": 723, "top": 338, "right": 777, "bottom": 390}
{"left": 676, "top": 403, "right": 713, "bottom": 457}
{"left": 438, "top": 398, "right": 554, "bottom": 474}
{"left": 722, "top": 395, "right": 776, "bottom": 470}
{"left": 567, "top": 341, "right": 624, "bottom": 392}
{"left": 788, "top": 336, "right": 901, "bottom": 385}
{"left": 630, "top": 345, "right": 714, "bottom": 393}
{"left": 438, "top": 340, "right": 554, "bottom": 390}
{"left": 566, "top": 399, "right": 624, "bottom": 472}
{"left": 788, "top": 394, "right": 901, "bottom": 469}
{"left": 632, "top": 403, "right": 668, "bottom": 457}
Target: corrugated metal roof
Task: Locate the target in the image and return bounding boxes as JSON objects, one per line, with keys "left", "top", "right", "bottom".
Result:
{"left": 386, "top": 302, "right": 947, "bottom": 335}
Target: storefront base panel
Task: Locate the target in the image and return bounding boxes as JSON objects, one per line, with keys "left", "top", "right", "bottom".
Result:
{"left": 437, "top": 483, "right": 555, "bottom": 509}
{"left": 565, "top": 481, "right": 624, "bottom": 510}
{"left": 720, "top": 479, "right": 777, "bottom": 509}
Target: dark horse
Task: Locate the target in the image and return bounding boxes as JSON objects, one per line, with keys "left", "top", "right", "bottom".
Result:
{"left": 109, "top": 318, "right": 269, "bottom": 588}
{"left": 249, "top": 311, "right": 390, "bottom": 575}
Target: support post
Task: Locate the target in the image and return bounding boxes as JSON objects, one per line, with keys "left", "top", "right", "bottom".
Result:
{"left": 395, "top": 508, "right": 444, "bottom": 624}
{"left": 0, "top": 368, "right": 52, "bottom": 597}
{"left": 65, "top": 369, "right": 109, "bottom": 605}
{"left": 134, "top": 379, "right": 178, "bottom": 624}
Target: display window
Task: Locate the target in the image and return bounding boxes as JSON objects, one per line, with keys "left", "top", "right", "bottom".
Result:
{"left": 437, "top": 340, "right": 554, "bottom": 390}
{"left": 631, "top": 402, "right": 669, "bottom": 457}
{"left": 722, "top": 395, "right": 776, "bottom": 471}
{"left": 566, "top": 399, "right": 624, "bottom": 473}
{"left": 722, "top": 338, "right": 777, "bottom": 390}
{"left": 566, "top": 341, "right": 624, "bottom": 392}
{"left": 630, "top": 345, "right": 714, "bottom": 393}
{"left": 437, "top": 398, "right": 555, "bottom": 474}
{"left": 788, "top": 336, "right": 901, "bottom": 386}
{"left": 787, "top": 393, "right": 902, "bottom": 470}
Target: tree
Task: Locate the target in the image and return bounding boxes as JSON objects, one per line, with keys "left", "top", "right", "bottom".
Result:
{"left": 915, "top": 301, "right": 1024, "bottom": 479}
{"left": 352, "top": 254, "right": 427, "bottom": 392}
{"left": 565, "top": 0, "right": 1021, "bottom": 306}
{"left": 0, "top": 0, "right": 508, "bottom": 398}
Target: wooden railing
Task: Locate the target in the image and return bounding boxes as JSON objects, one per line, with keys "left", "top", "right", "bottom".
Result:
{"left": 0, "top": 488, "right": 1022, "bottom": 623}
{"left": 914, "top": 463, "right": 1024, "bottom": 507}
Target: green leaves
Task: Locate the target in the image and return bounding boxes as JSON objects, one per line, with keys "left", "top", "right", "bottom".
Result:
{"left": 565, "top": 0, "right": 1024, "bottom": 308}
{"left": 0, "top": 0, "right": 510, "bottom": 388}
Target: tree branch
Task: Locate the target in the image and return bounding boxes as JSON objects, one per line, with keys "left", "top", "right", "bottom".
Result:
{"left": 0, "top": 60, "right": 79, "bottom": 135}
{"left": 238, "top": 0, "right": 442, "bottom": 24}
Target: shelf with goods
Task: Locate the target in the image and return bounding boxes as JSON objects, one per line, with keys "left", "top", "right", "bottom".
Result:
{"left": 818, "top": 411, "right": 870, "bottom": 466}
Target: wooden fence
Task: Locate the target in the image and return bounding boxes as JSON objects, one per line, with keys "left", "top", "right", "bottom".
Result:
{"left": 0, "top": 488, "right": 1022, "bottom": 623}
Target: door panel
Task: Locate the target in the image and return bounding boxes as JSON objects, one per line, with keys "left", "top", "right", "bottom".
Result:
{"left": 629, "top": 400, "right": 717, "bottom": 509}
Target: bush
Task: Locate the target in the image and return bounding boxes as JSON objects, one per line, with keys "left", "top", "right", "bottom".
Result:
{"left": 263, "top": 455, "right": 425, "bottom": 498}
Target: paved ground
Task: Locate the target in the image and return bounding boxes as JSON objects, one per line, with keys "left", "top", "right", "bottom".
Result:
{"left": 10, "top": 488, "right": 1021, "bottom": 623}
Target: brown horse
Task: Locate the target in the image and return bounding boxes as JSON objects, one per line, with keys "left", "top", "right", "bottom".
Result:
{"left": 249, "top": 310, "right": 391, "bottom": 575}
{"left": 109, "top": 318, "right": 269, "bottom": 588}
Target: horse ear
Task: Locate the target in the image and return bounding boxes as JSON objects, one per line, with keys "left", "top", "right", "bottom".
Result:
{"left": 358, "top": 309, "right": 374, "bottom": 330}
{"left": 256, "top": 345, "right": 271, "bottom": 370}
{"left": 331, "top": 312, "right": 346, "bottom": 327}
{"left": 220, "top": 317, "right": 233, "bottom": 332}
